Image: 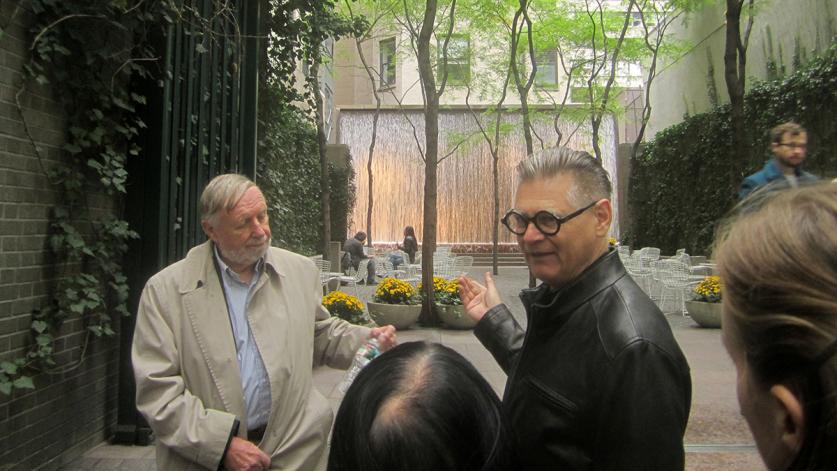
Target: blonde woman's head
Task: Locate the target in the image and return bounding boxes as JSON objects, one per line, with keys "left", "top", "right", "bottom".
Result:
{"left": 716, "top": 183, "right": 837, "bottom": 470}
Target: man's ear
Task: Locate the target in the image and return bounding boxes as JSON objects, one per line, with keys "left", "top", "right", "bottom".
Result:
{"left": 201, "top": 219, "right": 215, "bottom": 241}
{"left": 770, "top": 384, "right": 805, "bottom": 453}
{"left": 593, "top": 199, "right": 612, "bottom": 237}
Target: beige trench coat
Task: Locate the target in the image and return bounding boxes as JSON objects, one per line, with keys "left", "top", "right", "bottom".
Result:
{"left": 132, "top": 241, "right": 369, "bottom": 470}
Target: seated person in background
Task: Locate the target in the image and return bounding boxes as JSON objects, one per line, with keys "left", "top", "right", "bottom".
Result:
{"left": 388, "top": 250, "right": 405, "bottom": 270}
{"left": 397, "top": 225, "right": 419, "bottom": 264}
{"left": 328, "top": 341, "right": 512, "bottom": 471}
{"left": 716, "top": 183, "right": 837, "bottom": 470}
{"left": 342, "top": 231, "right": 376, "bottom": 284}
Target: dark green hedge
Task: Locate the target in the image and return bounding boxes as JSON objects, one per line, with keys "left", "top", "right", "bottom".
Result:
{"left": 257, "top": 104, "right": 355, "bottom": 255}
{"left": 627, "top": 43, "right": 837, "bottom": 255}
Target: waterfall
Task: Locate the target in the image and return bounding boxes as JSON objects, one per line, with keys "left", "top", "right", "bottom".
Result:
{"left": 338, "top": 109, "right": 618, "bottom": 245}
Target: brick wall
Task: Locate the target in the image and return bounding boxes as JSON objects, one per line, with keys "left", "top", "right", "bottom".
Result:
{"left": 0, "top": 2, "right": 122, "bottom": 469}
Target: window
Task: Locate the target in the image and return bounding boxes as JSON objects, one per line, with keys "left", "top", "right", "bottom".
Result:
{"left": 379, "top": 38, "right": 396, "bottom": 88}
{"left": 439, "top": 35, "right": 470, "bottom": 85}
{"left": 534, "top": 50, "right": 558, "bottom": 87}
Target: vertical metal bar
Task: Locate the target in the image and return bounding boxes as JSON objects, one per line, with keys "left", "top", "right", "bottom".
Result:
{"left": 228, "top": 1, "right": 241, "bottom": 173}
{"left": 219, "top": 16, "right": 231, "bottom": 174}
{"left": 157, "top": 22, "right": 177, "bottom": 269}
{"left": 180, "top": 0, "right": 199, "bottom": 257}
{"left": 201, "top": 0, "right": 216, "bottom": 187}
{"left": 240, "top": 0, "right": 259, "bottom": 178}
{"left": 168, "top": 9, "right": 185, "bottom": 264}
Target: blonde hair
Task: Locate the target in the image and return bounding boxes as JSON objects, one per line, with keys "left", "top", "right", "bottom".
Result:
{"left": 200, "top": 174, "right": 256, "bottom": 223}
{"left": 715, "top": 183, "right": 837, "bottom": 468}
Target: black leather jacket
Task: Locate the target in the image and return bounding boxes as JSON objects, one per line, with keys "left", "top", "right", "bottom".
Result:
{"left": 475, "top": 250, "right": 692, "bottom": 470}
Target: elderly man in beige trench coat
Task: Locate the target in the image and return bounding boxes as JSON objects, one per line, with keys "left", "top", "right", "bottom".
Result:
{"left": 132, "top": 174, "right": 396, "bottom": 471}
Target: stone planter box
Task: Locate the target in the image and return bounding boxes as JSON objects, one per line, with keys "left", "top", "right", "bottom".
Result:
{"left": 685, "top": 300, "right": 722, "bottom": 328}
{"left": 436, "top": 304, "right": 477, "bottom": 330}
{"left": 367, "top": 302, "right": 421, "bottom": 330}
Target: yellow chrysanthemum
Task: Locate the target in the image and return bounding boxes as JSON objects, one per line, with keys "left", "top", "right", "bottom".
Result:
{"left": 692, "top": 276, "right": 722, "bottom": 303}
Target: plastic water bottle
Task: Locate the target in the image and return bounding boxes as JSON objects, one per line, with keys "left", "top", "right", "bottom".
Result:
{"left": 338, "top": 337, "right": 382, "bottom": 394}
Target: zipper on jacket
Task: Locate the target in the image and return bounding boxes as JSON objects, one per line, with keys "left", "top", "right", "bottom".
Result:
{"left": 523, "top": 375, "right": 580, "bottom": 414}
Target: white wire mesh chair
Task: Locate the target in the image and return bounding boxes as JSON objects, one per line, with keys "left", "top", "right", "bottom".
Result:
{"left": 617, "top": 245, "right": 631, "bottom": 264}
{"left": 625, "top": 252, "right": 654, "bottom": 294}
{"left": 654, "top": 259, "right": 701, "bottom": 316}
{"left": 314, "top": 259, "right": 338, "bottom": 294}
{"left": 373, "top": 257, "right": 399, "bottom": 280}
{"left": 451, "top": 255, "right": 474, "bottom": 277}
{"left": 337, "top": 259, "right": 370, "bottom": 296}
{"left": 432, "top": 255, "right": 455, "bottom": 278}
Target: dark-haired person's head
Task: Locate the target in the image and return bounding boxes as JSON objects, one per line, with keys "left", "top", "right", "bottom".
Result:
{"left": 328, "top": 342, "right": 511, "bottom": 471}
{"left": 716, "top": 183, "right": 837, "bottom": 470}
{"left": 404, "top": 226, "right": 416, "bottom": 238}
{"left": 354, "top": 231, "right": 367, "bottom": 242}
{"left": 507, "top": 147, "right": 612, "bottom": 287}
{"left": 770, "top": 122, "right": 807, "bottom": 170}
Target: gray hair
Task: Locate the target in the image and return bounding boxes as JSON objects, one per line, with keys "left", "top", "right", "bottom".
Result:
{"left": 200, "top": 174, "right": 257, "bottom": 223}
{"left": 517, "top": 147, "right": 612, "bottom": 206}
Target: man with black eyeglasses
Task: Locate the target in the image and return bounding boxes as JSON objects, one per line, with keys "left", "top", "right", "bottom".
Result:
{"left": 459, "top": 147, "right": 692, "bottom": 470}
{"left": 739, "top": 122, "right": 819, "bottom": 200}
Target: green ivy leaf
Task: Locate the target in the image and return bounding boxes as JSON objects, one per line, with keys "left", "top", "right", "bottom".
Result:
{"left": 64, "top": 143, "right": 82, "bottom": 154}
{"left": 32, "top": 320, "right": 48, "bottom": 333}
{"left": 13, "top": 376, "right": 35, "bottom": 390}
{"left": 1, "top": 361, "right": 18, "bottom": 375}
{"left": 36, "top": 334, "right": 52, "bottom": 346}
{"left": 0, "top": 381, "right": 11, "bottom": 396}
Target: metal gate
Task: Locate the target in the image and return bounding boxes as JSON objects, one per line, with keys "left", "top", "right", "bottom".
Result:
{"left": 149, "top": 0, "right": 259, "bottom": 267}
{"left": 118, "top": 0, "right": 260, "bottom": 444}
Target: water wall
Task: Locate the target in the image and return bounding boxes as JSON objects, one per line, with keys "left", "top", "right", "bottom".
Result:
{"left": 338, "top": 109, "right": 618, "bottom": 244}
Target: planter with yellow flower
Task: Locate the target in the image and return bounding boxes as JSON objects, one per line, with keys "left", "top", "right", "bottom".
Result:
{"left": 322, "top": 291, "right": 369, "bottom": 326}
{"left": 367, "top": 277, "right": 421, "bottom": 329}
{"left": 420, "top": 277, "right": 476, "bottom": 329}
{"left": 685, "top": 275, "right": 722, "bottom": 328}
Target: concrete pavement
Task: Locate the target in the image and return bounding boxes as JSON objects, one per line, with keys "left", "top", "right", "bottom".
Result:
{"left": 60, "top": 266, "right": 764, "bottom": 470}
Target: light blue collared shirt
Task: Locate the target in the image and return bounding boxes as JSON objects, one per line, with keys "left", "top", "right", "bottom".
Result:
{"left": 214, "top": 246, "right": 271, "bottom": 430}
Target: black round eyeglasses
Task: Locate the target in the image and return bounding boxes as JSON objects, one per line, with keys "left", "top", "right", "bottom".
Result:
{"left": 501, "top": 201, "right": 597, "bottom": 236}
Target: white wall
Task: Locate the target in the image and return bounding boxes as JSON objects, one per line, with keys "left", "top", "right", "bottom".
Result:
{"left": 648, "top": 0, "right": 837, "bottom": 137}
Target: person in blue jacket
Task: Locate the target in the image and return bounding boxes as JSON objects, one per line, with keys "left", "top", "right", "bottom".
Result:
{"left": 739, "top": 122, "right": 818, "bottom": 200}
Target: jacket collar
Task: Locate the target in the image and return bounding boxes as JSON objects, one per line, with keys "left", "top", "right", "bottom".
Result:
{"left": 520, "top": 248, "right": 626, "bottom": 320}
{"left": 764, "top": 158, "right": 805, "bottom": 179}
{"left": 178, "top": 240, "right": 285, "bottom": 294}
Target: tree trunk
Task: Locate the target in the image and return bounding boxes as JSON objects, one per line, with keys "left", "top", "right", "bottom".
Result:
{"left": 354, "top": 38, "right": 382, "bottom": 247}
{"left": 724, "top": 0, "right": 747, "bottom": 190}
{"left": 492, "top": 126, "right": 501, "bottom": 276}
{"left": 590, "top": 0, "right": 635, "bottom": 161}
{"left": 416, "top": 0, "right": 440, "bottom": 326}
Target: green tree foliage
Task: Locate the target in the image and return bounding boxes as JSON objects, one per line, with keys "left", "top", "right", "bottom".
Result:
{"left": 627, "top": 44, "right": 837, "bottom": 255}
{"left": 257, "top": 103, "right": 356, "bottom": 255}
{"left": 257, "top": 0, "right": 359, "bottom": 255}
{"left": 258, "top": 105, "right": 322, "bottom": 255}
